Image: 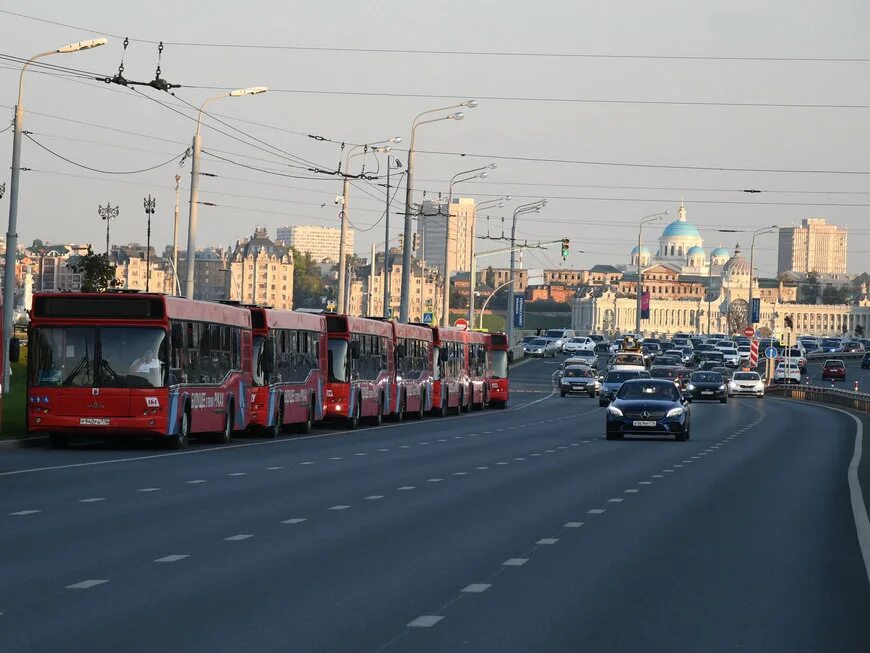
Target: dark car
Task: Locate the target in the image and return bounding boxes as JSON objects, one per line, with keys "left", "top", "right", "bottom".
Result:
{"left": 711, "top": 366, "right": 734, "bottom": 381}
{"left": 862, "top": 352, "right": 870, "bottom": 369}
{"left": 685, "top": 371, "right": 727, "bottom": 403}
{"left": 559, "top": 365, "right": 598, "bottom": 398}
{"left": 649, "top": 365, "right": 680, "bottom": 386}
{"left": 598, "top": 369, "right": 648, "bottom": 406}
{"left": 605, "top": 378, "right": 691, "bottom": 441}
{"left": 673, "top": 367, "right": 693, "bottom": 390}
{"left": 653, "top": 355, "right": 681, "bottom": 368}
{"left": 843, "top": 341, "right": 865, "bottom": 353}
{"left": 696, "top": 350, "right": 725, "bottom": 366}
{"left": 822, "top": 359, "right": 846, "bottom": 381}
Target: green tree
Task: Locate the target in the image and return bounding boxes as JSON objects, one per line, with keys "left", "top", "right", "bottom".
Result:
{"left": 68, "top": 248, "right": 119, "bottom": 292}
{"left": 821, "top": 284, "right": 848, "bottom": 305}
{"left": 798, "top": 272, "right": 820, "bottom": 304}
{"left": 291, "top": 248, "right": 327, "bottom": 308}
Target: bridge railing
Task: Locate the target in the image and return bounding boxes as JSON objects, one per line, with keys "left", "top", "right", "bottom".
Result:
{"left": 770, "top": 383, "right": 870, "bottom": 412}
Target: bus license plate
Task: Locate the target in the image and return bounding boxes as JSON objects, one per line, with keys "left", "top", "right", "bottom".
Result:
{"left": 632, "top": 420, "right": 656, "bottom": 427}
{"left": 80, "top": 418, "right": 110, "bottom": 426}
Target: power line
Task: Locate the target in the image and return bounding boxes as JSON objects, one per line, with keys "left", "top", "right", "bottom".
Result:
{"left": 23, "top": 133, "right": 186, "bottom": 174}
{"left": 4, "top": 10, "right": 868, "bottom": 63}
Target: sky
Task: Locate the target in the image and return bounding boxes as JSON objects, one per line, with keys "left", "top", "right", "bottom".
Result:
{"left": 1, "top": 0, "right": 869, "bottom": 279}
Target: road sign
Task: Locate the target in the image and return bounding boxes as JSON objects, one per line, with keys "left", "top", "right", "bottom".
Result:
{"left": 750, "top": 298, "right": 761, "bottom": 324}
{"left": 765, "top": 346, "right": 778, "bottom": 359}
{"left": 454, "top": 318, "right": 469, "bottom": 331}
{"left": 513, "top": 296, "right": 525, "bottom": 329}
{"left": 385, "top": 307, "right": 393, "bottom": 318}
{"left": 749, "top": 339, "right": 759, "bottom": 367}
{"left": 422, "top": 312, "right": 433, "bottom": 324}
{"left": 743, "top": 326, "right": 755, "bottom": 338}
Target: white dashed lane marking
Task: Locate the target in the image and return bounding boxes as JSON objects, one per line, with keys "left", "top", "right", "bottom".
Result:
{"left": 154, "top": 554, "right": 189, "bottom": 563}
{"left": 267, "top": 466, "right": 284, "bottom": 470}
{"left": 453, "top": 472, "right": 469, "bottom": 476}
{"left": 225, "top": 534, "right": 254, "bottom": 541}
{"left": 186, "top": 479, "right": 206, "bottom": 484}
{"left": 9, "top": 510, "right": 40, "bottom": 516}
{"left": 608, "top": 498, "right": 623, "bottom": 503}
{"left": 365, "top": 495, "right": 384, "bottom": 501}
{"left": 398, "top": 486, "right": 415, "bottom": 491}
{"left": 625, "top": 489, "right": 639, "bottom": 493}
{"left": 79, "top": 498, "right": 105, "bottom": 503}
{"left": 564, "top": 522, "right": 583, "bottom": 528}
{"left": 281, "top": 518, "right": 306, "bottom": 524}
{"left": 329, "top": 456, "right": 343, "bottom": 460}
{"left": 408, "top": 615, "right": 443, "bottom": 628}
{"left": 299, "top": 461, "right": 315, "bottom": 465}
{"left": 228, "top": 472, "right": 246, "bottom": 477}
{"left": 503, "top": 558, "right": 528, "bottom": 567}
{"left": 537, "top": 538, "right": 558, "bottom": 545}
{"left": 328, "top": 505, "right": 351, "bottom": 511}
{"left": 476, "top": 466, "right": 489, "bottom": 470}
{"left": 66, "top": 579, "right": 108, "bottom": 590}
{"left": 427, "top": 479, "right": 443, "bottom": 483}
{"left": 137, "top": 488, "right": 161, "bottom": 492}
{"left": 587, "top": 509, "right": 606, "bottom": 514}
{"left": 462, "top": 584, "right": 492, "bottom": 593}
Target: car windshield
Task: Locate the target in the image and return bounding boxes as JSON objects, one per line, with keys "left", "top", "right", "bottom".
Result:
{"left": 573, "top": 350, "right": 594, "bottom": 358}
{"left": 568, "top": 337, "right": 585, "bottom": 343}
{"left": 734, "top": 372, "right": 760, "bottom": 380}
{"left": 564, "top": 367, "right": 594, "bottom": 378}
{"left": 30, "top": 326, "right": 168, "bottom": 388}
{"left": 617, "top": 382, "right": 680, "bottom": 401}
{"left": 491, "top": 350, "right": 508, "bottom": 379}
{"left": 529, "top": 339, "right": 548, "bottom": 346}
{"left": 825, "top": 361, "right": 844, "bottom": 368}
{"left": 605, "top": 371, "right": 642, "bottom": 383}
{"left": 613, "top": 353, "right": 644, "bottom": 365}
{"left": 545, "top": 330, "right": 565, "bottom": 338}
{"left": 327, "top": 338, "right": 349, "bottom": 382}
{"left": 691, "top": 372, "right": 723, "bottom": 383}
{"left": 650, "top": 368, "right": 677, "bottom": 379}
{"left": 822, "top": 339, "right": 840, "bottom": 347}
{"left": 721, "top": 348, "right": 737, "bottom": 355}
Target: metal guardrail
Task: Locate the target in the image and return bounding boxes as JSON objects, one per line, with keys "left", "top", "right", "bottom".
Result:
{"left": 770, "top": 383, "right": 870, "bottom": 412}
{"left": 508, "top": 344, "right": 525, "bottom": 365}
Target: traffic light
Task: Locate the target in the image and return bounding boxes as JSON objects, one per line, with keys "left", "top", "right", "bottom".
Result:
{"left": 561, "top": 238, "right": 570, "bottom": 259}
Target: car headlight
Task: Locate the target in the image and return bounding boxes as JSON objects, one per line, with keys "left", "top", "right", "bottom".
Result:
{"left": 728, "top": 381, "right": 738, "bottom": 388}
{"left": 606, "top": 405, "right": 623, "bottom": 417}
{"left": 686, "top": 383, "right": 695, "bottom": 391}
{"left": 719, "top": 384, "right": 726, "bottom": 391}
{"left": 666, "top": 406, "right": 684, "bottom": 418}
{"left": 755, "top": 383, "right": 765, "bottom": 391}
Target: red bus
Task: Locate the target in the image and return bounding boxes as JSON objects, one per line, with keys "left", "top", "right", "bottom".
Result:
{"left": 423, "top": 326, "right": 473, "bottom": 416}
{"left": 487, "top": 332, "right": 510, "bottom": 408}
{"left": 27, "top": 293, "right": 252, "bottom": 449}
{"left": 247, "top": 307, "right": 327, "bottom": 437}
{"left": 324, "top": 314, "right": 395, "bottom": 429}
{"left": 390, "top": 321, "right": 434, "bottom": 420}
{"left": 464, "top": 330, "right": 491, "bottom": 410}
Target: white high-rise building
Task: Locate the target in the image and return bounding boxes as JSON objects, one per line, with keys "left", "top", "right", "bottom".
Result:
{"left": 778, "top": 218, "right": 848, "bottom": 275}
{"left": 418, "top": 198, "right": 476, "bottom": 274}
{"left": 277, "top": 225, "right": 351, "bottom": 262}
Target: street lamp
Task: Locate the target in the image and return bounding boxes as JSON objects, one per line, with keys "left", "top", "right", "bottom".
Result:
{"left": 98, "top": 203, "right": 120, "bottom": 257}
{"left": 337, "top": 137, "right": 401, "bottom": 314}
{"left": 507, "top": 200, "right": 547, "bottom": 347}
{"left": 2, "top": 37, "right": 107, "bottom": 395}
{"left": 468, "top": 196, "right": 509, "bottom": 328}
{"left": 635, "top": 212, "right": 668, "bottom": 335}
{"left": 399, "top": 100, "right": 477, "bottom": 322}
{"left": 717, "top": 225, "right": 777, "bottom": 326}
{"left": 143, "top": 195, "right": 156, "bottom": 292}
{"left": 184, "top": 86, "right": 268, "bottom": 299}
{"left": 441, "top": 164, "right": 496, "bottom": 326}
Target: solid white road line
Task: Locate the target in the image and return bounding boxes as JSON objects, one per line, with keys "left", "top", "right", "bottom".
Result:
{"left": 154, "top": 554, "right": 189, "bottom": 563}
{"left": 66, "top": 579, "right": 108, "bottom": 589}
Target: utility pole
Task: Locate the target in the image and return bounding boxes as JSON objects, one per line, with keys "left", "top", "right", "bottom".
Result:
{"left": 384, "top": 156, "right": 392, "bottom": 317}
{"left": 172, "top": 174, "right": 181, "bottom": 295}
{"left": 337, "top": 176, "right": 350, "bottom": 313}
{"left": 98, "top": 202, "right": 120, "bottom": 257}
{"left": 143, "top": 195, "right": 156, "bottom": 292}
{"left": 368, "top": 243, "right": 376, "bottom": 316}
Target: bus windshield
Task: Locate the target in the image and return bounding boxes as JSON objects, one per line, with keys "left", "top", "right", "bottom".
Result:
{"left": 491, "top": 350, "right": 508, "bottom": 379}
{"left": 328, "top": 338, "right": 349, "bottom": 383}
{"left": 30, "top": 326, "right": 168, "bottom": 388}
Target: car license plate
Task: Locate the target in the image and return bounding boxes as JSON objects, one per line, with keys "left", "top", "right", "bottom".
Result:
{"left": 702, "top": 391, "right": 713, "bottom": 395}
{"left": 79, "top": 418, "right": 110, "bottom": 426}
{"left": 632, "top": 420, "right": 656, "bottom": 427}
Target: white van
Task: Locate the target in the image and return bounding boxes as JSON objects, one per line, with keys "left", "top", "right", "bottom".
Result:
{"left": 543, "top": 328, "right": 576, "bottom": 352}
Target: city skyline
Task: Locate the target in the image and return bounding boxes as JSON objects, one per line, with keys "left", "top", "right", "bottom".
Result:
{"left": 1, "top": 1, "right": 868, "bottom": 281}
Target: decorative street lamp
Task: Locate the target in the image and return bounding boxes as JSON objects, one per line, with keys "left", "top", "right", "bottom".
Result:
{"left": 98, "top": 202, "right": 120, "bottom": 257}
{"left": 143, "top": 195, "right": 156, "bottom": 291}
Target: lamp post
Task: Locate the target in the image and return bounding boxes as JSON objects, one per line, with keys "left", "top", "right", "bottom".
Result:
{"left": 383, "top": 155, "right": 403, "bottom": 317}
{"left": 635, "top": 212, "right": 668, "bottom": 335}
{"left": 506, "top": 200, "right": 547, "bottom": 347}
{"left": 2, "top": 37, "right": 106, "bottom": 394}
{"left": 184, "top": 86, "right": 268, "bottom": 299}
{"left": 98, "top": 203, "right": 120, "bottom": 257}
{"left": 172, "top": 174, "right": 181, "bottom": 295}
{"left": 143, "top": 195, "right": 156, "bottom": 292}
{"left": 748, "top": 226, "right": 777, "bottom": 324}
{"left": 441, "top": 164, "right": 495, "bottom": 327}
{"left": 468, "top": 196, "right": 509, "bottom": 328}
{"left": 337, "top": 138, "right": 401, "bottom": 314}
{"left": 399, "top": 100, "right": 477, "bottom": 323}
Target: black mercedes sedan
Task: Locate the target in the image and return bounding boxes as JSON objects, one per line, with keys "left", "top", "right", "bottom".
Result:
{"left": 685, "top": 371, "right": 728, "bottom": 403}
{"left": 605, "top": 378, "right": 691, "bottom": 441}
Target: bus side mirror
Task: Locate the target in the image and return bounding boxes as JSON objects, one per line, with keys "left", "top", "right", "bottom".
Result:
{"left": 262, "top": 339, "right": 275, "bottom": 374}
{"left": 350, "top": 341, "right": 361, "bottom": 359}
{"left": 8, "top": 338, "right": 20, "bottom": 363}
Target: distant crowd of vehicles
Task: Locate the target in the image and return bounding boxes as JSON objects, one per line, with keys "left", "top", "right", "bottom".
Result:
{"left": 24, "top": 293, "right": 511, "bottom": 449}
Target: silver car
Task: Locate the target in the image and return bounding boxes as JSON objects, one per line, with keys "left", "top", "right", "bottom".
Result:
{"left": 523, "top": 338, "right": 557, "bottom": 357}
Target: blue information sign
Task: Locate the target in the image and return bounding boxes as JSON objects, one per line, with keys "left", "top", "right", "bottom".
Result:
{"left": 751, "top": 298, "right": 761, "bottom": 324}
{"left": 513, "top": 296, "right": 525, "bottom": 328}
{"left": 765, "top": 346, "right": 778, "bottom": 359}
{"left": 422, "top": 312, "right": 434, "bottom": 324}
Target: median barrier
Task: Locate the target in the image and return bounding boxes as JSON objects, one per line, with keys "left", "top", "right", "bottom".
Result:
{"left": 770, "top": 383, "right": 870, "bottom": 413}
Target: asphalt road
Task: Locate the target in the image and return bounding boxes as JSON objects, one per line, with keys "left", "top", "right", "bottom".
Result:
{"left": 2, "top": 358, "right": 869, "bottom": 652}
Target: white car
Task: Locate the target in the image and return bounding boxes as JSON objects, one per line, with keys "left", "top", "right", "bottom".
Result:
{"left": 562, "top": 336, "right": 596, "bottom": 354}
{"left": 728, "top": 371, "right": 765, "bottom": 398}
{"left": 719, "top": 347, "right": 741, "bottom": 368}
{"left": 773, "top": 361, "right": 801, "bottom": 384}
{"left": 715, "top": 340, "right": 738, "bottom": 351}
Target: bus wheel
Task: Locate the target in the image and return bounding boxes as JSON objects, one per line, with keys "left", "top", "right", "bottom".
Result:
{"left": 347, "top": 399, "right": 360, "bottom": 430}
{"left": 413, "top": 392, "right": 425, "bottom": 420}
{"left": 393, "top": 392, "right": 405, "bottom": 422}
{"left": 297, "top": 398, "right": 314, "bottom": 435}
{"left": 269, "top": 401, "right": 284, "bottom": 439}
{"left": 370, "top": 395, "right": 384, "bottom": 426}
{"left": 453, "top": 391, "right": 463, "bottom": 416}
{"left": 435, "top": 392, "right": 447, "bottom": 418}
{"left": 218, "top": 403, "right": 234, "bottom": 445}
{"left": 168, "top": 408, "right": 190, "bottom": 449}
{"left": 49, "top": 434, "right": 70, "bottom": 449}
